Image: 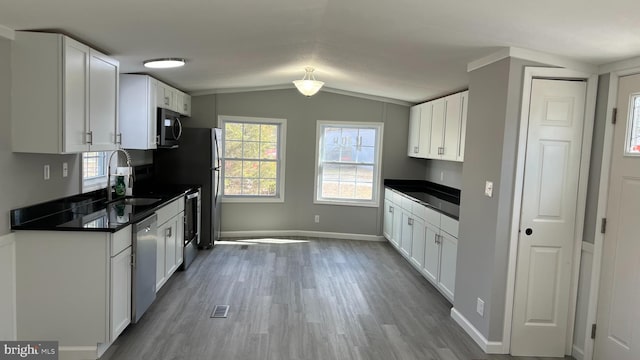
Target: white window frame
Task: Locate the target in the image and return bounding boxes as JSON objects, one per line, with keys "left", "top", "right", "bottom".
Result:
{"left": 314, "top": 121, "right": 384, "bottom": 207}
{"left": 81, "top": 151, "right": 112, "bottom": 193}
{"left": 219, "top": 115, "right": 287, "bottom": 203}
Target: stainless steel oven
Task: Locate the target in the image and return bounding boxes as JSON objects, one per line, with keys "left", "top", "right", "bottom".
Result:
{"left": 182, "top": 187, "right": 201, "bottom": 270}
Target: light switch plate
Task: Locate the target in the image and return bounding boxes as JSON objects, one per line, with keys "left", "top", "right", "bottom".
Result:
{"left": 484, "top": 181, "right": 493, "bottom": 197}
{"left": 477, "top": 298, "right": 485, "bottom": 317}
{"left": 44, "top": 165, "right": 50, "bottom": 180}
{"left": 62, "top": 162, "right": 68, "bottom": 178}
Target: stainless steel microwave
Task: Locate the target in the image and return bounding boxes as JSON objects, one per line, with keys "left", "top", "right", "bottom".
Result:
{"left": 157, "top": 108, "right": 183, "bottom": 148}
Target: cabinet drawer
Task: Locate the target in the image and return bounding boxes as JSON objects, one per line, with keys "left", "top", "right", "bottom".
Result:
{"left": 424, "top": 207, "right": 441, "bottom": 227}
{"left": 111, "top": 225, "right": 132, "bottom": 256}
{"left": 385, "top": 188, "right": 394, "bottom": 202}
{"left": 412, "top": 202, "right": 426, "bottom": 220}
{"left": 441, "top": 215, "right": 459, "bottom": 238}
{"left": 156, "top": 198, "right": 182, "bottom": 225}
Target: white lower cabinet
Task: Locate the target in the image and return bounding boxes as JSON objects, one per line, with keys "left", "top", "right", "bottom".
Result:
{"left": 383, "top": 188, "right": 458, "bottom": 302}
{"left": 155, "top": 198, "right": 185, "bottom": 292}
{"left": 14, "top": 225, "right": 132, "bottom": 359}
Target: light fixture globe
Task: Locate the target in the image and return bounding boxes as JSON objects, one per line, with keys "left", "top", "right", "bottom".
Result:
{"left": 143, "top": 58, "right": 186, "bottom": 69}
{"left": 293, "top": 67, "right": 324, "bottom": 97}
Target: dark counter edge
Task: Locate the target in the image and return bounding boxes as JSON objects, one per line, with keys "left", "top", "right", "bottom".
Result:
{"left": 11, "top": 188, "right": 192, "bottom": 233}
{"left": 384, "top": 179, "right": 461, "bottom": 219}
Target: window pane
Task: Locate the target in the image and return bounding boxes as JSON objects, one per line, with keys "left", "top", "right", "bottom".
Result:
{"left": 243, "top": 124, "right": 260, "bottom": 141}
{"left": 243, "top": 141, "right": 260, "bottom": 159}
{"left": 339, "top": 182, "right": 356, "bottom": 198}
{"left": 260, "top": 161, "right": 277, "bottom": 179}
{"left": 323, "top": 164, "right": 340, "bottom": 180}
{"left": 339, "top": 165, "right": 356, "bottom": 182}
{"left": 342, "top": 128, "right": 358, "bottom": 147}
{"left": 260, "top": 179, "right": 277, "bottom": 196}
{"left": 224, "top": 160, "right": 243, "bottom": 177}
{"left": 359, "top": 128, "right": 376, "bottom": 147}
{"left": 225, "top": 141, "right": 243, "bottom": 158}
{"left": 225, "top": 178, "right": 242, "bottom": 195}
{"left": 356, "top": 146, "right": 375, "bottom": 163}
{"left": 323, "top": 144, "right": 341, "bottom": 162}
{"left": 243, "top": 161, "right": 260, "bottom": 178}
{"left": 322, "top": 181, "right": 339, "bottom": 198}
{"left": 260, "top": 142, "right": 277, "bottom": 160}
{"left": 226, "top": 123, "right": 243, "bottom": 141}
{"left": 629, "top": 96, "right": 640, "bottom": 153}
{"left": 356, "top": 183, "right": 373, "bottom": 200}
{"left": 356, "top": 165, "right": 374, "bottom": 182}
{"left": 260, "top": 125, "right": 278, "bottom": 142}
{"left": 242, "top": 179, "right": 259, "bottom": 194}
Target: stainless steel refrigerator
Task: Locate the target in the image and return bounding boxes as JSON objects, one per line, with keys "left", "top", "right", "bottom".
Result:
{"left": 154, "top": 127, "right": 222, "bottom": 248}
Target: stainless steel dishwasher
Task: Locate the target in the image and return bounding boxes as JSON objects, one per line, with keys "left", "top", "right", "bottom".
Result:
{"left": 131, "top": 214, "right": 157, "bottom": 323}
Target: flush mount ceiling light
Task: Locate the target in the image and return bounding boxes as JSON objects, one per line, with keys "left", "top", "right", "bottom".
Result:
{"left": 293, "top": 67, "right": 324, "bottom": 97}
{"left": 143, "top": 58, "right": 186, "bottom": 69}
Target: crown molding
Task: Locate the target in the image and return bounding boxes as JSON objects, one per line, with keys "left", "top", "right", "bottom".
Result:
{"left": 0, "top": 24, "right": 15, "bottom": 40}
{"left": 598, "top": 55, "right": 640, "bottom": 75}
{"left": 190, "top": 85, "right": 413, "bottom": 106}
{"left": 467, "top": 47, "right": 597, "bottom": 74}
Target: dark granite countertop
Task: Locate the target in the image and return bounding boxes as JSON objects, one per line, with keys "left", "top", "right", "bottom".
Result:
{"left": 384, "top": 179, "right": 460, "bottom": 220}
{"left": 11, "top": 184, "right": 198, "bottom": 233}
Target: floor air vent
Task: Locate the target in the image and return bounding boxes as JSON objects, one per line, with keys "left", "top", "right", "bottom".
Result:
{"left": 211, "top": 305, "right": 229, "bottom": 318}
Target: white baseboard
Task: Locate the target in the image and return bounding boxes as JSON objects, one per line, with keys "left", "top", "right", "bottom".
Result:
{"left": 58, "top": 346, "right": 99, "bottom": 360}
{"left": 220, "top": 230, "right": 385, "bottom": 242}
{"left": 450, "top": 307, "right": 505, "bottom": 354}
{"left": 572, "top": 344, "right": 585, "bottom": 360}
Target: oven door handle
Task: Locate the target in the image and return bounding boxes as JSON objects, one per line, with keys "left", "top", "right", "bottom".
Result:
{"left": 186, "top": 192, "right": 200, "bottom": 200}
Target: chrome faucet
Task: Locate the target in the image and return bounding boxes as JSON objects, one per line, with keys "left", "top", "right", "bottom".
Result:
{"left": 107, "top": 149, "right": 133, "bottom": 201}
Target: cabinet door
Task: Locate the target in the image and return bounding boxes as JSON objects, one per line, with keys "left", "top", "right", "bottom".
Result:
{"left": 428, "top": 98, "right": 446, "bottom": 159}
{"left": 89, "top": 51, "right": 119, "bottom": 151}
{"left": 417, "top": 102, "right": 433, "bottom": 158}
{"left": 391, "top": 202, "right": 403, "bottom": 248}
{"left": 423, "top": 223, "right": 440, "bottom": 283}
{"left": 442, "top": 93, "right": 461, "bottom": 161}
{"left": 165, "top": 216, "right": 178, "bottom": 277}
{"left": 457, "top": 91, "right": 468, "bottom": 162}
{"left": 182, "top": 94, "right": 191, "bottom": 117}
{"left": 408, "top": 105, "right": 421, "bottom": 157}
{"left": 410, "top": 216, "right": 426, "bottom": 269}
{"left": 176, "top": 213, "right": 184, "bottom": 267}
{"left": 383, "top": 199, "right": 394, "bottom": 240}
{"left": 400, "top": 211, "right": 413, "bottom": 258}
{"left": 156, "top": 83, "right": 174, "bottom": 110}
{"left": 110, "top": 247, "right": 131, "bottom": 341}
{"left": 63, "top": 38, "right": 90, "bottom": 153}
{"left": 438, "top": 231, "right": 458, "bottom": 301}
{"left": 155, "top": 222, "right": 166, "bottom": 291}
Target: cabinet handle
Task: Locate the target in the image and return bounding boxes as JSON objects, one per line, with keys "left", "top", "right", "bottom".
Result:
{"left": 131, "top": 253, "right": 136, "bottom": 269}
{"left": 184, "top": 103, "right": 188, "bottom": 112}
{"left": 166, "top": 227, "right": 172, "bottom": 237}
{"left": 86, "top": 131, "right": 93, "bottom": 145}
{"left": 408, "top": 218, "right": 414, "bottom": 226}
{"left": 165, "top": 96, "right": 170, "bottom": 106}
{"left": 435, "top": 234, "right": 441, "bottom": 244}
{"left": 414, "top": 146, "right": 419, "bottom": 153}
{"left": 116, "top": 133, "right": 122, "bottom": 145}
{"left": 156, "top": 135, "right": 160, "bottom": 145}
{"left": 389, "top": 206, "right": 394, "bottom": 213}
{"left": 438, "top": 147, "right": 444, "bottom": 155}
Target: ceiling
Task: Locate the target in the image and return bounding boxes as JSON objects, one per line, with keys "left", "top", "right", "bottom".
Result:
{"left": 1, "top": 0, "right": 640, "bottom": 103}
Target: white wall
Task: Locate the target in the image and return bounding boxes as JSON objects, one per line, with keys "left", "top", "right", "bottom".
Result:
{"left": 0, "top": 233, "right": 16, "bottom": 340}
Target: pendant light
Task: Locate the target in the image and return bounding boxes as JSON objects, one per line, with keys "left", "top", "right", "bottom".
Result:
{"left": 293, "top": 67, "right": 324, "bottom": 97}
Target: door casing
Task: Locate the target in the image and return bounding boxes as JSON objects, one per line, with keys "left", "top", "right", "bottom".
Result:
{"left": 503, "top": 67, "right": 598, "bottom": 355}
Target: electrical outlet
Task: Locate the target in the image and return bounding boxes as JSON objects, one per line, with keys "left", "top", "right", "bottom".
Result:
{"left": 44, "top": 165, "right": 50, "bottom": 180}
{"left": 62, "top": 162, "right": 68, "bottom": 178}
{"left": 314, "top": 215, "right": 320, "bottom": 223}
{"left": 477, "top": 298, "right": 485, "bottom": 317}
{"left": 484, "top": 181, "right": 493, "bottom": 197}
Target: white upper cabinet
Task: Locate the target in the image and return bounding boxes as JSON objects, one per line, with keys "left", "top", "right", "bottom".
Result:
{"left": 155, "top": 81, "right": 191, "bottom": 116}
{"left": 11, "top": 32, "right": 119, "bottom": 154}
{"left": 119, "top": 74, "right": 159, "bottom": 150}
{"left": 407, "top": 90, "right": 468, "bottom": 162}
{"left": 407, "top": 102, "right": 432, "bottom": 158}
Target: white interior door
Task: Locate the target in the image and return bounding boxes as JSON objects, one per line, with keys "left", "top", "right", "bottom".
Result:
{"left": 594, "top": 73, "right": 640, "bottom": 360}
{"left": 511, "top": 78, "right": 587, "bottom": 357}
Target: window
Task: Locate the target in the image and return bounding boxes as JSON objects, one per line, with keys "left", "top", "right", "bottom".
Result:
{"left": 82, "top": 151, "right": 110, "bottom": 193}
{"left": 220, "top": 115, "right": 287, "bottom": 202}
{"left": 314, "top": 121, "right": 383, "bottom": 207}
{"left": 627, "top": 95, "right": 640, "bottom": 155}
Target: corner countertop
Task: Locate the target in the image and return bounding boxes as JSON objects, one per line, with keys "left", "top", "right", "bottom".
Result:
{"left": 11, "top": 184, "right": 198, "bottom": 233}
{"left": 384, "top": 179, "right": 461, "bottom": 220}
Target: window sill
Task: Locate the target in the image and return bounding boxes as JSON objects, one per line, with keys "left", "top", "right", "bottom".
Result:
{"left": 83, "top": 176, "right": 108, "bottom": 194}
{"left": 314, "top": 199, "right": 380, "bottom": 208}
{"left": 222, "top": 196, "right": 285, "bottom": 204}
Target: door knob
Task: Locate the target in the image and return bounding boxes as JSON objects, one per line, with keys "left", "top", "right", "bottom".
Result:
{"left": 525, "top": 228, "right": 533, "bottom": 236}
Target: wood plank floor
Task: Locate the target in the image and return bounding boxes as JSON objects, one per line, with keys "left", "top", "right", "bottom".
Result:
{"left": 101, "top": 237, "right": 574, "bottom": 360}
